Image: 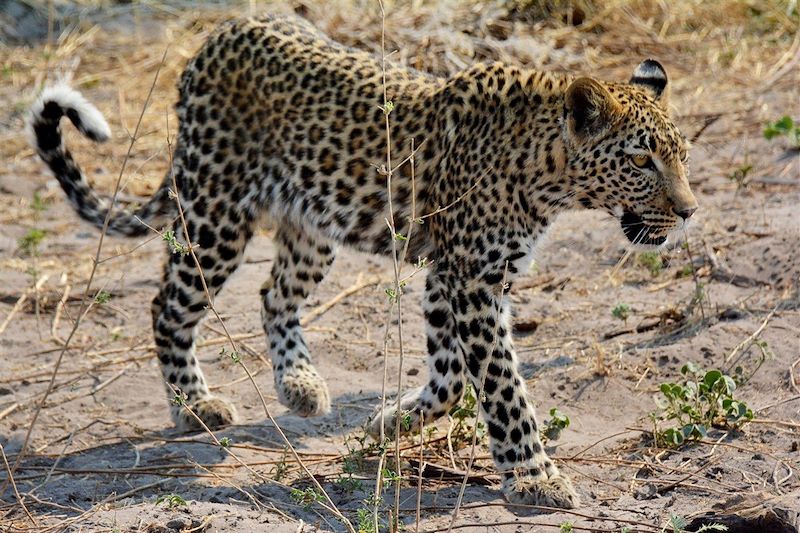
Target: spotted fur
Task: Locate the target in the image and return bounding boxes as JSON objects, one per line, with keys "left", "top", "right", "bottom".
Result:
{"left": 29, "top": 14, "right": 698, "bottom": 509}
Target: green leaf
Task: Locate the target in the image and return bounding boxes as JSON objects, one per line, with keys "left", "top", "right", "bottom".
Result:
{"left": 670, "top": 513, "right": 688, "bottom": 531}
{"left": 681, "top": 362, "right": 701, "bottom": 376}
{"left": 775, "top": 115, "right": 794, "bottom": 131}
{"left": 703, "top": 370, "right": 722, "bottom": 388}
{"left": 722, "top": 375, "right": 736, "bottom": 393}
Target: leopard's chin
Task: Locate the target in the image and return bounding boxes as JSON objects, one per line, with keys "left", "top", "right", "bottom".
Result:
{"left": 620, "top": 211, "right": 668, "bottom": 246}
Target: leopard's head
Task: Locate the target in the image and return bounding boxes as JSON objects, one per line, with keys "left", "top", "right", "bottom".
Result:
{"left": 562, "top": 59, "right": 697, "bottom": 246}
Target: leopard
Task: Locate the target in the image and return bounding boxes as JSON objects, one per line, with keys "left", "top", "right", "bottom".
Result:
{"left": 28, "top": 13, "right": 697, "bottom": 509}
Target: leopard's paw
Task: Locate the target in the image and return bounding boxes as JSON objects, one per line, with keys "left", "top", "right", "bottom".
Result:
{"left": 366, "top": 389, "right": 423, "bottom": 439}
{"left": 174, "top": 395, "right": 237, "bottom": 431}
{"left": 503, "top": 472, "right": 579, "bottom": 509}
{"left": 276, "top": 366, "right": 330, "bottom": 417}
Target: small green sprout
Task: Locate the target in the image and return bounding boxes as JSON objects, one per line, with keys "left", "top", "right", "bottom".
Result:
{"left": 638, "top": 251, "right": 663, "bottom": 276}
{"left": 612, "top": 303, "right": 631, "bottom": 321}
{"left": 155, "top": 493, "right": 187, "bottom": 508}
{"left": 381, "top": 468, "right": 402, "bottom": 487}
{"left": 94, "top": 290, "right": 111, "bottom": 304}
{"left": 171, "top": 390, "right": 187, "bottom": 406}
{"left": 400, "top": 411, "right": 413, "bottom": 432}
{"left": 541, "top": 407, "right": 571, "bottom": 443}
{"left": 290, "top": 487, "right": 325, "bottom": 510}
{"left": 336, "top": 475, "right": 362, "bottom": 493}
{"left": 385, "top": 287, "right": 398, "bottom": 302}
{"left": 219, "top": 347, "right": 241, "bottom": 364}
{"left": 763, "top": 115, "right": 800, "bottom": 147}
{"left": 357, "top": 507, "right": 377, "bottom": 533}
{"left": 18, "top": 228, "right": 46, "bottom": 255}
{"left": 162, "top": 229, "right": 190, "bottom": 256}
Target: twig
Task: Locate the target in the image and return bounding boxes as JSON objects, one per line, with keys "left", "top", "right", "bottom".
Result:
{"left": 300, "top": 273, "right": 383, "bottom": 326}
{"left": 0, "top": 403, "right": 19, "bottom": 422}
{"left": 416, "top": 411, "right": 424, "bottom": 533}
{"left": 2, "top": 47, "right": 168, "bottom": 495}
{"left": 1, "top": 443, "right": 37, "bottom": 527}
{"left": 50, "top": 279, "right": 71, "bottom": 343}
{"left": 724, "top": 305, "right": 779, "bottom": 363}
{"left": 0, "top": 274, "right": 49, "bottom": 336}
{"left": 417, "top": 169, "right": 488, "bottom": 222}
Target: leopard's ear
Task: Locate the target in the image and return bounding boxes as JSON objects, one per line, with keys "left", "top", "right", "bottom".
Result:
{"left": 630, "top": 59, "right": 670, "bottom": 106}
{"left": 565, "top": 77, "right": 621, "bottom": 138}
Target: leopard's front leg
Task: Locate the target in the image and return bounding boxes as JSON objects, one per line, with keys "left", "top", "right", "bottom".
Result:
{"left": 450, "top": 271, "right": 579, "bottom": 509}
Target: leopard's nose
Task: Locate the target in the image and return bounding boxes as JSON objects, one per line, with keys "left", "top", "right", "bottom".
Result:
{"left": 672, "top": 206, "right": 697, "bottom": 220}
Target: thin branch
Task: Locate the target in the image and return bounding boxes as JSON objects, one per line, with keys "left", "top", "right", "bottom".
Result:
{"left": 2, "top": 46, "right": 169, "bottom": 494}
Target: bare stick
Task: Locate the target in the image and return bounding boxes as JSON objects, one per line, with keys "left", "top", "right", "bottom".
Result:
{"left": 50, "top": 278, "right": 71, "bottom": 343}
{"left": 0, "top": 274, "right": 49, "bottom": 336}
{"left": 724, "top": 304, "right": 779, "bottom": 363}
{"left": 300, "top": 273, "right": 383, "bottom": 326}
{"left": 2, "top": 47, "right": 168, "bottom": 494}
{"left": 1, "top": 442, "right": 37, "bottom": 527}
{"left": 416, "top": 411, "right": 424, "bottom": 533}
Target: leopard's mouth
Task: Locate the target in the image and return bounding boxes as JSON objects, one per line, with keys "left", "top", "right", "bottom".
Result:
{"left": 620, "top": 211, "right": 668, "bottom": 246}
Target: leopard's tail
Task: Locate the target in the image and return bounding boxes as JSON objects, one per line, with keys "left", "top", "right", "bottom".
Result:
{"left": 27, "top": 84, "right": 173, "bottom": 237}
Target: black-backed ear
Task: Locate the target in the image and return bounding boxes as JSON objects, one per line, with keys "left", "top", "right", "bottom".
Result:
{"left": 565, "top": 77, "right": 621, "bottom": 138}
{"left": 630, "top": 59, "right": 669, "bottom": 105}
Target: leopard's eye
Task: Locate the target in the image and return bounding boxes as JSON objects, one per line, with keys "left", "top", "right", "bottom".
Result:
{"left": 631, "top": 154, "right": 653, "bottom": 170}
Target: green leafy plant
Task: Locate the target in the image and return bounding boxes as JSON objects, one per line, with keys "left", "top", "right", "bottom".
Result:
{"left": 728, "top": 163, "right": 753, "bottom": 192}
{"left": 677, "top": 264, "right": 694, "bottom": 278}
{"left": 271, "top": 446, "right": 290, "bottom": 482}
{"left": 638, "top": 251, "right": 663, "bottom": 276}
{"left": 381, "top": 468, "right": 402, "bottom": 487}
{"left": 449, "top": 385, "right": 486, "bottom": 444}
{"left": 357, "top": 507, "right": 376, "bottom": 533}
{"left": 162, "top": 229, "right": 190, "bottom": 256}
{"left": 290, "top": 487, "right": 325, "bottom": 510}
{"left": 336, "top": 475, "right": 362, "bottom": 494}
{"left": 400, "top": 410, "right": 413, "bottom": 432}
{"left": 219, "top": 346, "right": 241, "bottom": 364}
{"left": 18, "top": 228, "right": 46, "bottom": 256}
{"left": 155, "top": 493, "right": 187, "bottom": 508}
{"left": 171, "top": 389, "right": 187, "bottom": 406}
{"left": 94, "top": 290, "right": 111, "bottom": 304}
{"left": 560, "top": 521, "right": 574, "bottom": 532}
{"left": 651, "top": 362, "right": 753, "bottom": 447}
{"left": 611, "top": 303, "right": 631, "bottom": 321}
{"left": 763, "top": 115, "right": 800, "bottom": 147}
{"left": 355, "top": 493, "right": 386, "bottom": 533}
{"left": 541, "top": 407, "right": 570, "bottom": 443}
{"left": 663, "top": 514, "right": 727, "bottom": 533}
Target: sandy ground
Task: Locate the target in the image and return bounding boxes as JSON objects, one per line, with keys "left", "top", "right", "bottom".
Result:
{"left": 1, "top": 1, "right": 799, "bottom": 531}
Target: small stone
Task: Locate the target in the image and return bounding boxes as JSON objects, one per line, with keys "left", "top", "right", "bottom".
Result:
{"left": 633, "top": 482, "right": 658, "bottom": 500}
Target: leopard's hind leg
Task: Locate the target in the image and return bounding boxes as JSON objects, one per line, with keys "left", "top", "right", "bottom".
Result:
{"left": 152, "top": 176, "right": 254, "bottom": 431}
{"left": 261, "top": 222, "right": 336, "bottom": 417}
